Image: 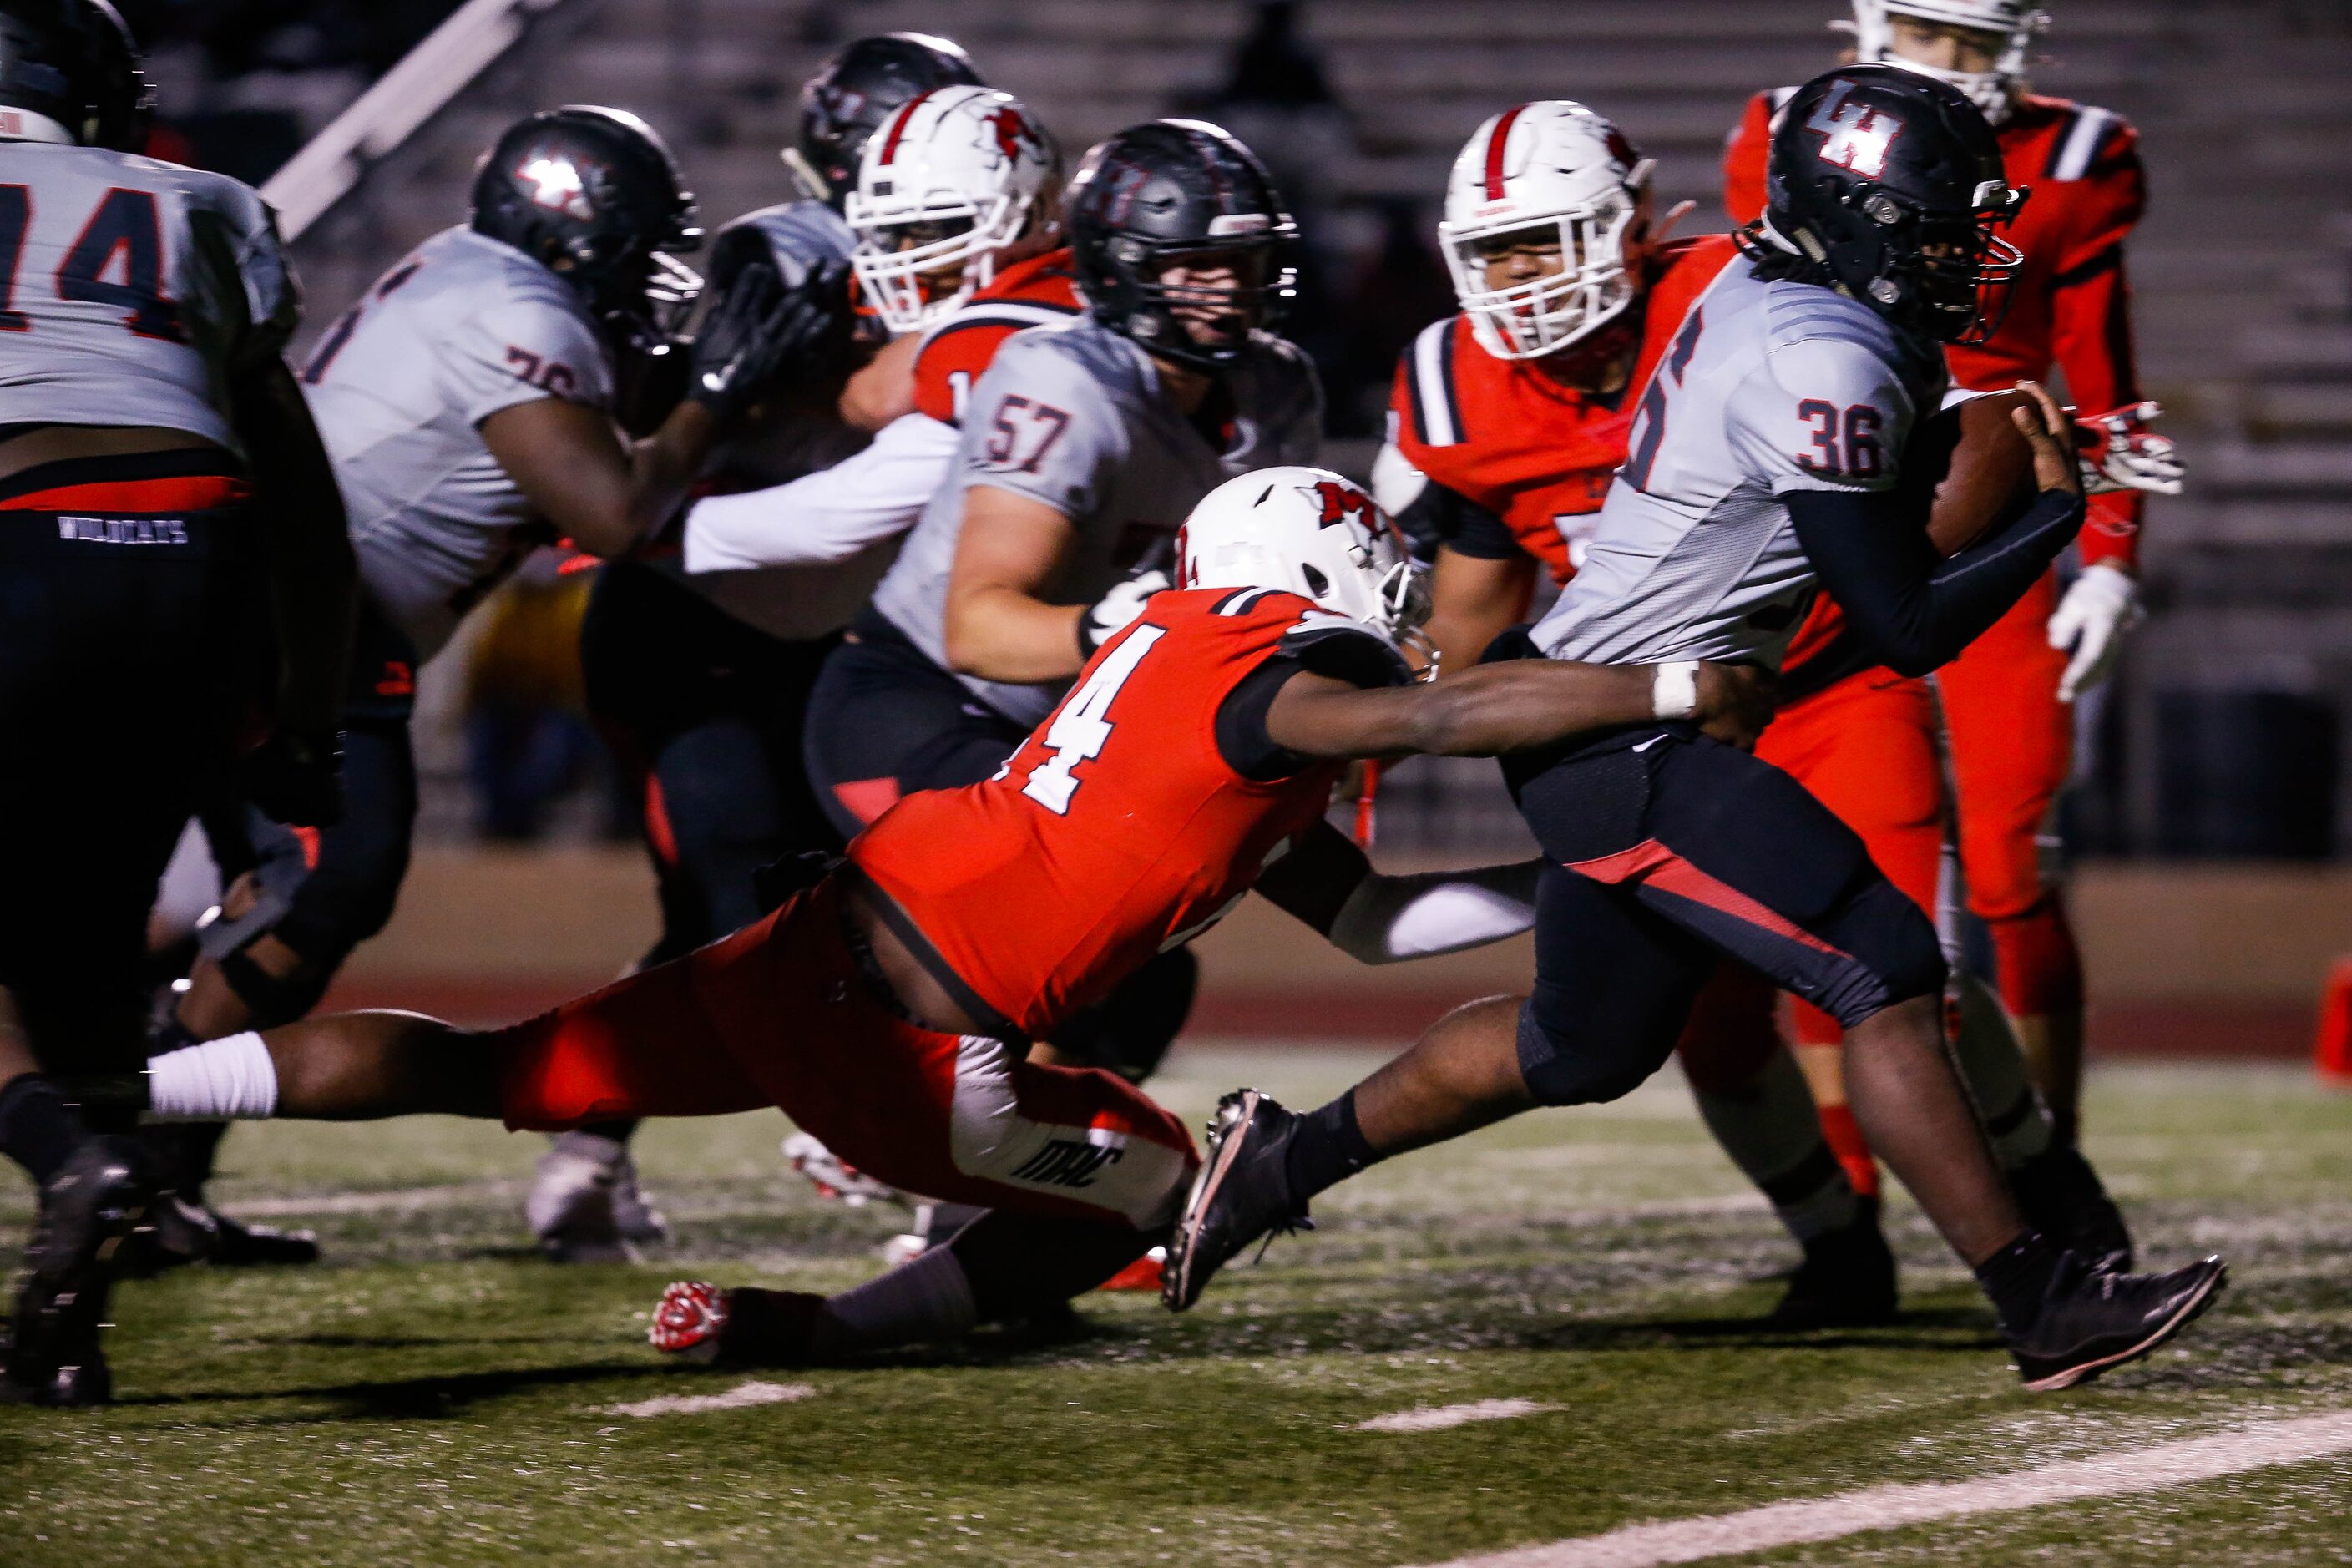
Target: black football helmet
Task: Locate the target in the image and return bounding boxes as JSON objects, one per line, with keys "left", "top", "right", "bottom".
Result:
{"left": 1748, "top": 64, "right": 2026, "bottom": 345}
{"left": 789, "top": 32, "right": 981, "bottom": 208}
{"left": 471, "top": 105, "right": 704, "bottom": 347}
{"left": 0, "top": 0, "right": 149, "bottom": 152}
{"left": 1065, "top": 119, "right": 1298, "bottom": 372}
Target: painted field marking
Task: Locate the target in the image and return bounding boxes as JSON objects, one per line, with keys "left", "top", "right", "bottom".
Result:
{"left": 1426, "top": 1409, "right": 2352, "bottom": 1567}
{"left": 1358, "top": 1399, "right": 1558, "bottom": 1434}
{"left": 600, "top": 1381, "right": 815, "bottom": 1419}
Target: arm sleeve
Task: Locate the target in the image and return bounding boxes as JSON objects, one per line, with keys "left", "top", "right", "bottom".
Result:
{"left": 2047, "top": 125, "right": 2150, "bottom": 569}
{"left": 1722, "top": 91, "right": 1776, "bottom": 228}
{"left": 682, "top": 410, "right": 959, "bottom": 573}
{"left": 959, "top": 334, "right": 1125, "bottom": 517}
{"left": 188, "top": 180, "right": 301, "bottom": 371}
{"left": 446, "top": 287, "right": 615, "bottom": 427}
{"left": 1788, "top": 483, "right": 2086, "bottom": 677}
{"left": 1252, "top": 822, "right": 1540, "bottom": 964}
{"left": 1728, "top": 335, "right": 1920, "bottom": 499}
{"left": 1214, "top": 619, "right": 1409, "bottom": 780}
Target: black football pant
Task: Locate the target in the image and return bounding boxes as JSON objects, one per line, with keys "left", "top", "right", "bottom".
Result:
{"left": 0, "top": 452, "right": 265, "bottom": 1085}
{"left": 1504, "top": 725, "right": 1947, "bottom": 1106}
{"left": 802, "top": 611, "right": 1197, "bottom": 1085}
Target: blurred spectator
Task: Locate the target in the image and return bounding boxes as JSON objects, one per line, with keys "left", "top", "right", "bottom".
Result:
{"left": 1333, "top": 197, "right": 1456, "bottom": 436}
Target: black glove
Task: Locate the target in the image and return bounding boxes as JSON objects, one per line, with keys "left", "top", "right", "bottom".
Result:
{"left": 687, "top": 260, "right": 848, "bottom": 425}
{"left": 242, "top": 728, "right": 344, "bottom": 828}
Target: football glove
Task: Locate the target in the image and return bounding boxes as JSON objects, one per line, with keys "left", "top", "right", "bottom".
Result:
{"left": 2073, "top": 401, "right": 2184, "bottom": 497}
{"left": 1077, "top": 568, "right": 1171, "bottom": 657}
{"left": 687, "top": 260, "right": 847, "bottom": 425}
{"left": 2047, "top": 562, "right": 2144, "bottom": 702}
{"left": 241, "top": 728, "right": 343, "bottom": 828}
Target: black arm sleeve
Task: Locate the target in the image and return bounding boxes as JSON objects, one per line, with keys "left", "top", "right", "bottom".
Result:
{"left": 1786, "top": 485, "right": 2086, "bottom": 678}
{"left": 1393, "top": 478, "right": 1520, "bottom": 564}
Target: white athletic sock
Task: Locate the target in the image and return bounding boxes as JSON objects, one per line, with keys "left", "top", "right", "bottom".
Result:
{"left": 146, "top": 1031, "right": 279, "bottom": 1120}
{"left": 1691, "top": 1045, "right": 1861, "bottom": 1243}
{"left": 812, "top": 1245, "right": 978, "bottom": 1355}
{"left": 1947, "top": 969, "right": 2054, "bottom": 1170}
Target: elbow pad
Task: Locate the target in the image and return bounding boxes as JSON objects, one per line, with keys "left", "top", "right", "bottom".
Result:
{"left": 1326, "top": 862, "right": 1541, "bottom": 964}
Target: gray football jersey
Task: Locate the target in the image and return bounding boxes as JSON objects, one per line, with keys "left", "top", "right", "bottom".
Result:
{"left": 1531, "top": 256, "right": 1946, "bottom": 669}
{"left": 302, "top": 226, "right": 614, "bottom": 664}
{"left": 654, "top": 199, "right": 883, "bottom": 641}
{"left": 0, "top": 143, "right": 296, "bottom": 450}
{"left": 871, "top": 317, "right": 1323, "bottom": 725}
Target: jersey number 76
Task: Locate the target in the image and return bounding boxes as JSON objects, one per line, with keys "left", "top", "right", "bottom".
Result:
{"left": 1016, "top": 624, "right": 1166, "bottom": 815}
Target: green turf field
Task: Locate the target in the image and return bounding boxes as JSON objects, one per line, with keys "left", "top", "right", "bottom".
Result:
{"left": 3, "top": 1050, "right": 2349, "bottom": 1566}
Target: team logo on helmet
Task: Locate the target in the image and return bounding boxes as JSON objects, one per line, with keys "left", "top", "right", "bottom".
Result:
{"left": 1806, "top": 83, "right": 1905, "bottom": 179}
{"left": 981, "top": 104, "right": 1039, "bottom": 166}
{"left": 516, "top": 149, "right": 598, "bottom": 221}
{"left": 1313, "top": 480, "right": 1378, "bottom": 530}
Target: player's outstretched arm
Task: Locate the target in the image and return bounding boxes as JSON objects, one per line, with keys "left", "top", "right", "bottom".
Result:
{"left": 1254, "top": 822, "right": 1540, "bottom": 966}
{"left": 684, "top": 412, "right": 960, "bottom": 573}
{"left": 230, "top": 357, "right": 357, "bottom": 754}
{"left": 1789, "top": 382, "right": 2086, "bottom": 679}
{"left": 1262, "top": 659, "right": 1775, "bottom": 762}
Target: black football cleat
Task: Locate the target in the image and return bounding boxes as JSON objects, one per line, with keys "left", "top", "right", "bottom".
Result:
{"left": 119, "top": 1193, "right": 321, "bottom": 1277}
{"left": 2012, "top": 1143, "right": 2133, "bottom": 1274}
{"left": 1162, "top": 1089, "right": 1313, "bottom": 1313}
{"left": 2, "top": 1135, "right": 156, "bottom": 1407}
{"left": 1770, "top": 1198, "right": 1900, "bottom": 1329}
{"left": 2006, "top": 1252, "right": 2227, "bottom": 1392}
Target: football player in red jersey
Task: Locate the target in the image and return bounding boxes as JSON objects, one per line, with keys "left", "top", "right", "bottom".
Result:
{"left": 1723, "top": 0, "right": 2183, "bottom": 1146}
{"left": 1375, "top": 101, "right": 1737, "bottom": 675}
{"left": 121, "top": 468, "right": 1772, "bottom": 1371}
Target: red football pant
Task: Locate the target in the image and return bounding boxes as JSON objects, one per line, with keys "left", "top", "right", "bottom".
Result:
{"left": 493, "top": 877, "right": 1197, "bottom": 1229}
{"left": 1935, "top": 570, "right": 2084, "bottom": 1019}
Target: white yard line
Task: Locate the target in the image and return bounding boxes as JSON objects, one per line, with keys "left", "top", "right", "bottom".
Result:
{"left": 1358, "top": 1399, "right": 1558, "bottom": 1434}
{"left": 219, "top": 1181, "right": 527, "bottom": 1217}
{"left": 1426, "top": 1409, "right": 2352, "bottom": 1568}
{"left": 599, "top": 1381, "right": 815, "bottom": 1419}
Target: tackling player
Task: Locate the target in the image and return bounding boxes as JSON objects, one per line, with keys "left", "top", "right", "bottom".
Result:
{"left": 138, "top": 104, "right": 827, "bottom": 1254}
{"left": 544, "top": 35, "right": 998, "bottom": 1259}
{"left": 0, "top": 0, "right": 354, "bottom": 1405}
{"left": 1725, "top": 0, "right": 2178, "bottom": 1142}
{"left": 122, "top": 468, "right": 1772, "bottom": 1369}
{"left": 1170, "top": 69, "right": 2227, "bottom": 1393}
{"left": 799, "top": 118, "right": 1323, "bottom": 1093}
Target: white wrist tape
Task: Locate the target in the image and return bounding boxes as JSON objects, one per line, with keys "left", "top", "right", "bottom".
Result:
{"left": 1651, "top": 660, "right": 1701, "bottom": 721}
{"left": 147, "top": 1031, "right": 280, "bottom": 1120}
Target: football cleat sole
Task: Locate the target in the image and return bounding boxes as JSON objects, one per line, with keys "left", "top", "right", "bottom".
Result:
{"left": 1162, "top": 1088, "right": 1263, "bottom": 1313}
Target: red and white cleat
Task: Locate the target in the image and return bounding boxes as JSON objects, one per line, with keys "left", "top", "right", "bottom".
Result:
{"left": 1096, "top": 1246, "right": 1167, "bottom": 1293}
{"left": 650, "top": 1281, "right": 729, "bottom": 1363}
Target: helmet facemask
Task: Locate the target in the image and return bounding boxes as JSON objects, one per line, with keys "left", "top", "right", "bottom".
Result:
{"left": 851, "top": 185, "right": 1029, "bottom": 332}
{"left": 1844, "top": 0, "right": 2046, "bottom": 126}
{"left": 1119, "top": 228, "right": 1297, "bottom": 369}
{"left": 1845, "top": 176, "right": 2025, "bottom": 344}
{"left": 1443, "top": 193, "right": 1642, "bottom": 361}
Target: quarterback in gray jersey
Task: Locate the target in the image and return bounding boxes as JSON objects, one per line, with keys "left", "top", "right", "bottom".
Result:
{"left": 1173, "top": 69, "right": 2228, "bottom": 1396}
{"left": 0, "top": 0, "right": 355, "bottom": 1407}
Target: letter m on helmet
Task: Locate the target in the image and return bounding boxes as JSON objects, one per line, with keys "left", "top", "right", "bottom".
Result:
{"left": 1312, "top": 479, "right": 1377, "bottom": 529}
{"left": 1806, "top": 82, "right": 1905, "bottom": 179}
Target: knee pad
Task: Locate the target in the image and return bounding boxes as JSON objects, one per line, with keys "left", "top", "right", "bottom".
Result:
{"left": 214, "top": 948, "right": 334, "bottom": 1028}
{"left": 1050, "top": 948, "right": 1199, "bottom": 1085}
{"left": 1515, "top": 989, "right": 1668, "bottom": 1107}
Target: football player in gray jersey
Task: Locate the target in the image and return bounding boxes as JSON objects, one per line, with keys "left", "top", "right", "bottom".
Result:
{"left": 1172, "top": 69, "right": 2228, "bottom": 1394}
{"left": 551, "top": 33, "right": 989, "bottom": 1260}
{"left": 803, "top": 119, "right": 1320, "bottom": 1106}
{"left": 143, "top": 104, "right": 832, "bottom": 1255}
{"left": 0, "top": 0, "right": 354, "bottom": 1406}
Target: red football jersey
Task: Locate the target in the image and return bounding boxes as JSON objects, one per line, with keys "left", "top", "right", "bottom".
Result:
{"left": 1725, "top": 88, "right": 2147, "bottom": 565}
{"left": 851, "top": 587, "right": 1389, "bottom": 1035}
{"left": 1388, "top": 235, "right": 1739, "bottom": 584}
{"left": 908, "top": 247, "right": 1085, "bottom": 427}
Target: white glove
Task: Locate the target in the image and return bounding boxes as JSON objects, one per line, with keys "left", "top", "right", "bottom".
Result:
{"left": 2047, "top": 563, "right": 2143, "bottom": 702}
{"left": 1077, "top": 569, "right": 1171, "bottom": 655}
{"left": 2074, "top": 401, "right": 2184, "bottom": 497}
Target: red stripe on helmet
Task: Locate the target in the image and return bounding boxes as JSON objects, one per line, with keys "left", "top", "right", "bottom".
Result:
{"left": 875, "top": 90, "right": 936, "bottom": 166}
{"left": 1483, "top": 104, "right": 1527, "bottom": 200}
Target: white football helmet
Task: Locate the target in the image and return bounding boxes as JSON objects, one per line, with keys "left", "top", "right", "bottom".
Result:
{"left": 1844, "top": 0, "right": 2047, "bottom": 125}
{"left": 1438, "top": 100, "right": 1655, "bottom": 362}
{"left": 1177, "top": 467, "right": 1434, "bottom": 676}
{"left": 846, "top": 84, "right": 1059, "bottom": 333}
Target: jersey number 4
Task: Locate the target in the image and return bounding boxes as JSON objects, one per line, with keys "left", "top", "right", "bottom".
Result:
{"left": 0, "top": 185, "right": 183, "bottom": 341}
{"left": 1019, "top": 624, "right": 1166, "bottom": 815}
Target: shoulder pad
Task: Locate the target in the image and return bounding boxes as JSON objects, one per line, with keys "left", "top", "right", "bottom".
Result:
{"left": 2042, "top": 104, "right": 2132, "bottom": 182}
{"left": 1277, "top": 608, "right": 1414, "bottom": 689}
{"left": 1402, "top": 316, "right": 1467, "bottom": 448}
